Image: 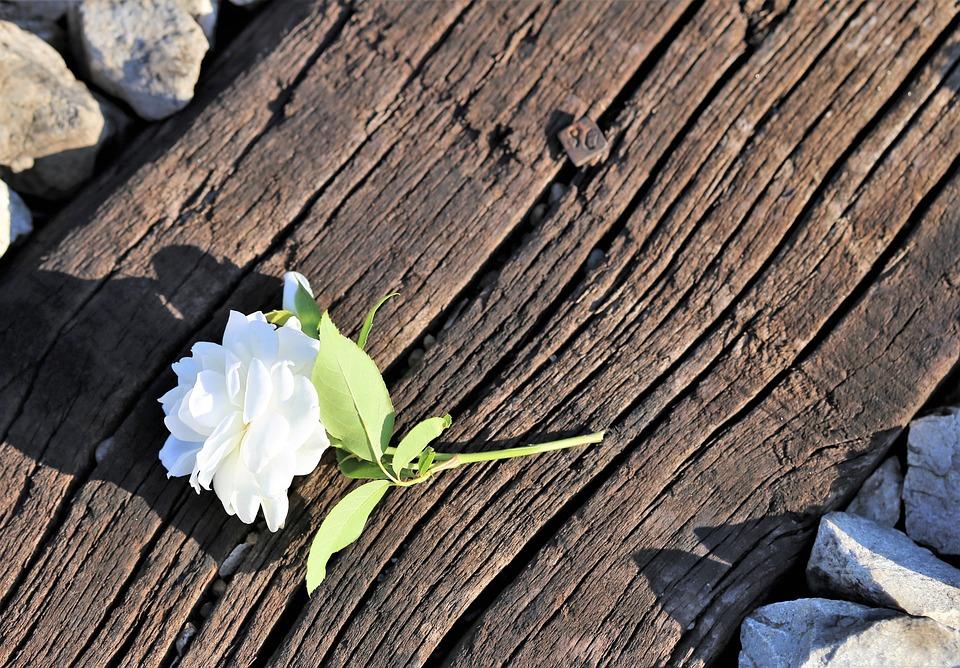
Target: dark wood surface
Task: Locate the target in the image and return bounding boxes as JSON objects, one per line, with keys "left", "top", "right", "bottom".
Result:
{"left": 1, "top": 1, "right": 958, "bottom": 666}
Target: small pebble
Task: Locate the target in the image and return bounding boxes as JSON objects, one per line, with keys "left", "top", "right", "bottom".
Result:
{"left": 530, "top": 203, "right": 546, "bottom": 224}
{"left": 199, "top": 601, "right": 214, "bottom": 618}
{"left": 211, "top": 579, "right": 227, "bottom": 597}
{"left": 245, "top": 531, "right": 259, "bottom": 545}
{"left": 423, "top": 334, "right": 436, "bottom": 349}
{"left": 586, "top": 248, "right": 605, "bottom": 270}
{"left": 218, "top": 543, "right": 251, "bottom": 578}
{"left": 94, "top": 437, "right": 115, "bottom": 464}
{"left": 549, "top": 183, "right": 567, "bottom": 203}
{"left": 408, "top": 348, "right": 424, "bottom": 368}
{"left": 175, "top": 623, "right": 196, "bottom": 656}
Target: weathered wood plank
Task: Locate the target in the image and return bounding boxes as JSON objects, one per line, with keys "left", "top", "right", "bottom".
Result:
{"left": 0, "top": 1, "right": 696, "bottom": 665}
{"left": 266, "top": 1, "right": 960, "bottom": 665}
{"left": 450, "top": 165, "right": 960, "bottom": 668}
{"left": 0, "top": 0, "right": 477, "bottom": 661}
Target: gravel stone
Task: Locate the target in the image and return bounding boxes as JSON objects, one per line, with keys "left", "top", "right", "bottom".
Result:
{"left": 1, "top": 180, "right": 32, "bottom": 256}
{"left": 739, "top": 598, "right": 960, "bottom": 667}
{"left": 845, "top": 456, "right": 902, "bottom": 526}
{"left": 175, "top": 622, "right": 196, "bottom": 655}
{"left": 0, "top": 21, "right": 109, "bottom": 197}
{"left": 218, "top": 542, "right": 251, "bottom": 578}
{"left": 68, "top": 0, "right": 217, "bottom": 120}
{"left": 807, "top": 511, "right": 960, "bottom": 629}
{"left": 903, "top": 407, "right": 960, "bottom": 554}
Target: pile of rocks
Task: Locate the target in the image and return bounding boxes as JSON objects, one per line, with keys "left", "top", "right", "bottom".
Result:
{"left": 740, "top": 407, "right": 960, "bottom": 666}
{"left": 0, "top": 0, "right": 263, "bottom": 258}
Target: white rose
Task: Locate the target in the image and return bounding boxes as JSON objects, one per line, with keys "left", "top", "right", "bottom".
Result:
{"left": 159, "top": 311, "right": 329, "bottom": 531}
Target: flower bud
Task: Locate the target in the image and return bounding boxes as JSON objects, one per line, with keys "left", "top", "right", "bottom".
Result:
{"left": 282, "top": 271, "right": 314, "bottom": 314}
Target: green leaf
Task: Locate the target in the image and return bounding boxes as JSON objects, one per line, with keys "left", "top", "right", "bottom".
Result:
{"left": 418, "top": 446, "right": 436, "bottom": 476}
{"left": 264, "top": 309, "right": 294, "bottom": 326}
{"left": 306, "top": 480, "right": 390, "bottom": 593}
{"left": 312, "top": 311, "right": 395, "bottom": 463}
{"left": 294, "top": 283, "right": 322, "bottom": 338}
{"left": 357, "top": 292, "right": 400, "bottom": 350}
{"left": 392, "top": 414, "right": 452, "bottom": 478}
{"left": 336, "top": 448, "right": 390, "bottom": 480}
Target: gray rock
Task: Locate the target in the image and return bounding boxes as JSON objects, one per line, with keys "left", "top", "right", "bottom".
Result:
{"left": 739, "top": 598, "right": 960, "bottom": 668}
{"left": 7, "top": 17, "right": 67, "bottom": 53}
{"left": 174, "top": 622, "right": 196, "bottom": 655}
{"left": 93, "top": 437, "right": 115, "bottom": 464}
{"left": 0, "top": 180, "right": 32, "bottom": 257}
{"left": 0, "top": 1, "right": 74, "bottom": 22}
{"left": 0, "top": 21, "right": 109, "bottom": 198}
{"left": 69, "top": 0, "right": 217, "bottom": 121}
{"left": 845, "top": 457, "right": 902, "bottom": 526}
{"left": 210, "top": 578, "right": 226, "bottom": 597}
{"left": 218, "top": 541, "right": 250, "bottom": 578}
{"left": 586, "top": 248, "right": 605, "bottom": 270}
{"left": 549, "top": 182, "right": 567, "bottom": 203}
{"left": 903, "top": 407, "right": 960, "bottom": 555}
{"left": 807, "top": 511, "right": 960, "bottom": 629}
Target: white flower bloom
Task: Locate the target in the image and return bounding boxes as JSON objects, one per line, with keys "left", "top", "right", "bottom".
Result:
{"left": 283, "top": 271, "right": 314, "bottom": 314}
{"left": 158, "top": 311, "right": 329, "bottom": 531}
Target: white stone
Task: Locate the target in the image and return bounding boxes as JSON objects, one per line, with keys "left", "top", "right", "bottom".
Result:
{"left": 175, "top": 622, "right": 196, "bottom": 655}
{"left": 807, "top": 512, "right": 960, "bottom": 629}
{"left": 94, "top": 437, "right": 115, "bottom": 464}
{"left": 0, "top": 21, "right": 109, "bottom": 198}
{"left": 739, "top": 598, "right": 960, "bottom": 668}
{"left": 0, "top": 180, "right": 32, "bottom": 257}
{"left": 210, "top": 578, "right": 226, "bottom": 597}
{"left": 845, "top": 456, "right": 902, "bottom": 526}
{"left": 549, "top": 182, "right": 566, "bottom": 203}
{"left": 218, "top": 541, "right": 250, "bottom": 578}
{"left": 903, "top": 407, "right": 960, "bottom": 555}
{"left": 69, "top": 0, "right": 217, "bottom": 121}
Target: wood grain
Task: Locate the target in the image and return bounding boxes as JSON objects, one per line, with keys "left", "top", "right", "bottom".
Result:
{"left": 0, "top": 0, "right": 958, "bottom": 666}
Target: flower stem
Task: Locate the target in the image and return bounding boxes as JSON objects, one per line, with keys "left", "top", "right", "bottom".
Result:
{"left": 432, "top": 431, "right": 604, "bottom": 467}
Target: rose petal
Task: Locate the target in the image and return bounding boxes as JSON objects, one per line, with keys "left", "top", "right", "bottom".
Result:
{"left": 187, "top": 370, "right": 231, "bottom": 430}
{"left": 257, "top": 449, "right": 295, "bottom": 496}
{"left": 171, "top": 356, "right": 199, "bottom": 384}
{"left": 225, "top": 350, "right": 243, "bottom": 407}
{"left": 213, "top": 450, "right": 256, "bottom": 518}
{"left": 277, "top": 323, "right": 319, "bottom": 376}
{"left": 261, "top": 493, "right": 289, "bottom": 532}
{"left": 195, "top": 412, "right": 245, "bottom": 489}
{"left": 158, "top": 385, "right": 185, "bottom": 415}
{"left": 234, "top": 488, "right": 261, "bottom": 524}
{"left": 159, "top": 435, "right": 200, "bottom": 477}
{"left": 242, "top": 413, "right": 289, "bottom": 474}
{"left": 293, "top": 425, "right": 330, "bottom": 476}
{"left": 165, "top": 409, "right": 206, "bottom": 443}
{"left": 243, "top": 359, "right": 273, "bottom": 423}
{"left": 272, "top": 361, "right": 295, "bottom": 402}
{"left": 281, "top": 377, "right": 320, "bottom": 450}
{"left": 282, "top": 271, "right": 313, "bottom": 313}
